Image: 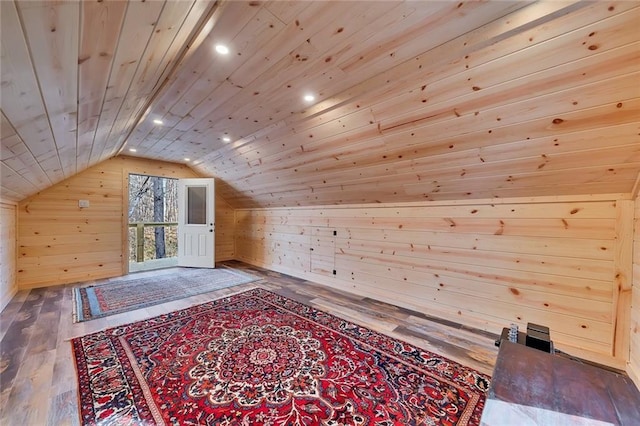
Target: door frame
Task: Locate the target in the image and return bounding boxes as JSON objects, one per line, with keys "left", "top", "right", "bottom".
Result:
{"left": 123, "top": 172, "right": 180, "bottom": 274}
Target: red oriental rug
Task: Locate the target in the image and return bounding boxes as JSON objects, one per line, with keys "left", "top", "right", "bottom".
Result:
{"left": 72, "top": 288, "right": 490, "bottom": 425}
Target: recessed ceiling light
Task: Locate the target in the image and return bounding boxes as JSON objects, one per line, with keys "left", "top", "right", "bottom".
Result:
{"left": 215, "top": 44, "right": 229, "bottom": 55}
{"left": 222, "top": 136, "right": 231, "bottom": 142}
{"left": 129, "top": 148, "right": 137, "bottom": 152}
{"left": 303, "top": 94, "right": 315, "bottom": 102}
{"left": 153, "top": 119, "right": 163, "bottom": 125}
{"left": 184, "top": 158, "right": 190, "bottom": 162}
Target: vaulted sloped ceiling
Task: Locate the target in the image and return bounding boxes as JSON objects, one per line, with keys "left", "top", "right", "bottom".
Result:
{"left": 1, "top": 1, "right": 639, "bottom": 208}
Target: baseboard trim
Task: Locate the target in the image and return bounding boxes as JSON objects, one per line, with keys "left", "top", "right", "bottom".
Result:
{"left": 0, "top": 286, "right": 18, "bottom": 313}
{"left": 627, "top": 363, "right": 640, "bottom": 392}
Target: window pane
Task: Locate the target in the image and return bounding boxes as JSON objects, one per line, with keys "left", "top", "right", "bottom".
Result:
{"left": 187, "top": 186, "right": 206, "bottom": 224}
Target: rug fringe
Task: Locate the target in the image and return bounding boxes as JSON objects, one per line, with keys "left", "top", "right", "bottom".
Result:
{"left": 71, "top": 288, "right": 79, "bottom": 323}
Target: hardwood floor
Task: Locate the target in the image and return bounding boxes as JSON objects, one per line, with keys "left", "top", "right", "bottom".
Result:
{"left": 0, "top": 260, "right": 500, "bottom": 425}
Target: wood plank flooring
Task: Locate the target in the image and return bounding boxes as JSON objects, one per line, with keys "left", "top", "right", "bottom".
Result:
{"left": 0, "top": 260, "right": 500, "bottom": 425}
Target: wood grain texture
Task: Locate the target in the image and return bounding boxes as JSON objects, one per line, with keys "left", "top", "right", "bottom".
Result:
{"left": 2, "top": 1, "right": 639, "bottom": 208}
{"left": 630, "top": 196, "right": 640, "bottom": 389}
{"left": 235, "top": 195, "right": 631, "bottom": 369}
{"left": 15, "top": 1, "right": 80, "bottom": 179}
{"left": 613, "top": 200, "right": 634, "bottom": 359}
{"left": 0, "top": 0, "right": 64, "bottom": 190}
{"left": 76, "top": 0, "right": 128, "bottom": 172}
{"left": 1, "top": 0, "right": 215, "bottom": 202}
{"left": 193, "top": 1, "right": 640, "bottom": 208}
{"left": 16, "top": 156, "right": 235, "bottom": 289}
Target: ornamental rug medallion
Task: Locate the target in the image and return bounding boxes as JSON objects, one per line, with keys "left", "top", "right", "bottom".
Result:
{"left": 72, "top": 288, "right": 490, "bottom": 425}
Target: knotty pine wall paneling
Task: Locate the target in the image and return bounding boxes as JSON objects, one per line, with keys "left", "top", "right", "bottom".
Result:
{"left": 215, "top": 194, "right": 236, "bottom": 262}
{"left": 17, "top": 156, "right": 235, "bottom": 289}
{"left": 1, "top": 201, "right": 18, "bottom": 311}
{"left": 630, "top": 196, "right": 640, "bottom": 388}
{"left": 236, "top": 195, "right": 633, "bottom": 369}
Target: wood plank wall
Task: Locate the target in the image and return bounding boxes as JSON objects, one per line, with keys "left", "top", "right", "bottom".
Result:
{"left": 236, "top": 195, "right": 633, "bottom": 369}
{"left": 0, "top": 202, "right": 17, "bottom": 311}
{"left": 630, "top": 196, "right": 640, "bottom": 387}
{"left": 215, "top": 190, "right": 236, "bottom": 263}
{"left": 16, "top": 156, "right": 234, "bottom": 289}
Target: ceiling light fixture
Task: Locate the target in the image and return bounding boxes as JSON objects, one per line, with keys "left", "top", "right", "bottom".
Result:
{"left": 184, "top": 158, "right": 190, "bottom": 162}
{"left": 129, "top": 148, "right": 137, "bottom": 152}
{"left": 303, "top": 94, "right": 315, "bottom": 102}
{"left": 222, "top": 136, "right": 231, "bottom": 142}
{"left": 215, "top": 44, "right": 229, "bottom": 55}
{"left": 153, "top": 119, "right": 163, "bottom": 125}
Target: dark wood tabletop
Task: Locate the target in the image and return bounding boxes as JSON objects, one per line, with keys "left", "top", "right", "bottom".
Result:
{"left": 486, "top": 341, "right": 640, "bottom": 425}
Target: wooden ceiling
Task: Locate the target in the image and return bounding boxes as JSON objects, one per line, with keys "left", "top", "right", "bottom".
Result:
{"left": 2, "top": 1, "right": 639, "bottom": 208}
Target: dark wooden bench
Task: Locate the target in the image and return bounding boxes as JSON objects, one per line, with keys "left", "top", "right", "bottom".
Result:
{"left": 481, "top": 340, "right": 640, "bottom": 425}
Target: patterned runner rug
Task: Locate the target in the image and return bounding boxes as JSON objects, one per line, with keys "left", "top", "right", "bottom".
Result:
{"left": 72, "top": 288, "right": 490, "bottom": 425}
{"left": 72, "top": 267, "right": 259, "bottom": 322}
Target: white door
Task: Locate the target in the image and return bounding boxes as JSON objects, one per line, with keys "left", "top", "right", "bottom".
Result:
{"left": 177, "top": 178, "right": 215, "bottom": 268}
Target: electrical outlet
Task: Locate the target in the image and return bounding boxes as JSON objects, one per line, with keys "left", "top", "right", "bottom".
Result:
{"left": 79, "top": 200, "right": 90, "bottom": 208}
